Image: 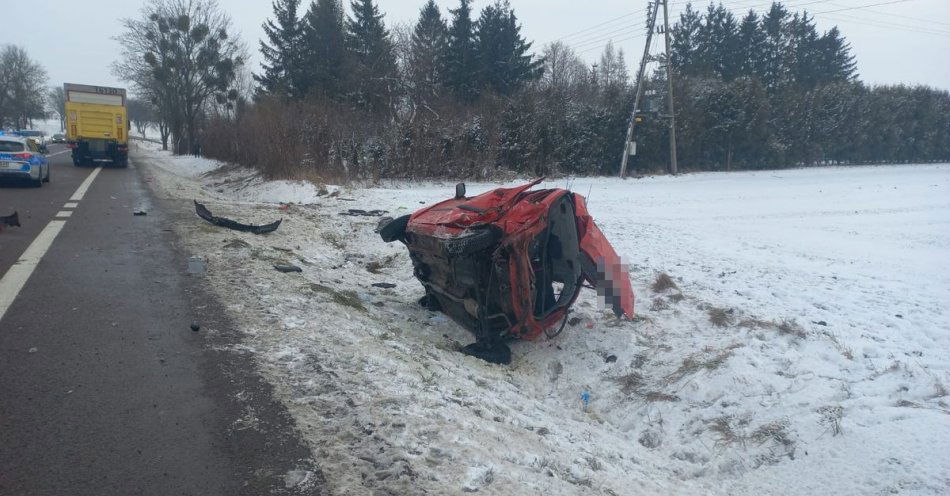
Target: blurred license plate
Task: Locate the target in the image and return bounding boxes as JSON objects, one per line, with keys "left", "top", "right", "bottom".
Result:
{"left": 0, "top": 161, "right": 16, "bottom": 169}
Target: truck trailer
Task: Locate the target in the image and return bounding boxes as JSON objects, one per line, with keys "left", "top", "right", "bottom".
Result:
{"left": 64, "top": 83, "right": 129, "bottom": 167}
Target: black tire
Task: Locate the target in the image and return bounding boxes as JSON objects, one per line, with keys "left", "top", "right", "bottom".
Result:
{"left": 43, "top": 166, "right": 50, "bottom": 183}
{"left": 379, "top": 214, "right": 410, "bottom": 242}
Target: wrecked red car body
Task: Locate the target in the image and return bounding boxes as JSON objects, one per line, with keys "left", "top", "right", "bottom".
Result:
{"left": 379, "top": 179, "right": 634, "bottom": 364}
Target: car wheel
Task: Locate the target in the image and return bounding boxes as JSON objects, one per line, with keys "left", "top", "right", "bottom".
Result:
{"left": 32, "top": 173, "right": 43, "bottom": 187}
{"left": 43, "top": 166, "right": 50, "bottom": 183}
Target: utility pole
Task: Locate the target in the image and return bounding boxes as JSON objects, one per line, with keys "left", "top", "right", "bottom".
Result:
{"left": 662, "top": 0, "right": 678, "bottom": 175}
{"left": 618, "top": 0, "right": 678, "bottom": 177}
{"left": 618, "top": 1, "right": 658, "bottom": 178}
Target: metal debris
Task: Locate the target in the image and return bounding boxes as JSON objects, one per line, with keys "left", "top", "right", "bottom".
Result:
{"left": 194, "top": 200, "right": 281, "bottom": 234}
{"left": 273, "top": 263, "right": 303, "bottom": 273}
{"left": 339, "top": 209, "right": 388, "bottom": 217}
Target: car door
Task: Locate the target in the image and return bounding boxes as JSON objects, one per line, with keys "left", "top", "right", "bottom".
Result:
{"left": 26, "top": 139, "right": 45, "bottom": 177}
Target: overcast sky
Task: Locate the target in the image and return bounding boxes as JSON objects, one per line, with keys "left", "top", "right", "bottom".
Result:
{"left": 6, "top": 0, "right": 949, "bottom": 95}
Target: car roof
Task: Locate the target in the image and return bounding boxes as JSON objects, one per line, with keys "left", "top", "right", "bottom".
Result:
{"left": 0, "top": 136, "right": 30, "bottom": 144}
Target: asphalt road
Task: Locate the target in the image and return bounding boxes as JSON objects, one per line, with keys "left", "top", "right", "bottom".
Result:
{"left": 0, "top": 145, "right": 322, "bottom": 495}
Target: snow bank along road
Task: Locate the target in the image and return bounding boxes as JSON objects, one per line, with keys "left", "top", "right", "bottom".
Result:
{"left": 0, "top": 146, "right": 318, "bottom": 495}
{"left": 137, "top": 140, "right": 950, "bottom": 496}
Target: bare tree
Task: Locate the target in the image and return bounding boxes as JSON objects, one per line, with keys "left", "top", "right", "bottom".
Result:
{"left": 126, "top": 97, "right": 158, "bottom": 137}
{"left": 540, "top": 41, "right": 587, "bottom": 90}
{"left": 113, "top": 0, "right": 246, "bottom": 153}
{"left": 48, "top": 86, "right": 66, "bottom": 131}
{"left": 0, "top": 45, "right": 48, "bottom": 129}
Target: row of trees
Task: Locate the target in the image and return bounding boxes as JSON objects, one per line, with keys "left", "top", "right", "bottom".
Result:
{"left": 134, "top": 0, "right": 948, "bottom": 178}
{"left": 0, "top": 45, "right": 49, "bottom": 130}
{"left": 255, "top": 0, "right": 541, "bottom": 110}
{"left": 636, "top": 2, "right": 949, "bottom": 170}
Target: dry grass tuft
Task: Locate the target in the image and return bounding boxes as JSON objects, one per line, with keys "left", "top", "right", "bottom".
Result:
{"left": 651, "top": 273, "right": 678, "bottom": 293}
{"left": 817, "top": 405, "right": 844, "bottom": 436}
{"left": 708, "top": 417, "right": 793, "bottom": 451}
{"left": 777, "top": 319, "right": 807, "bottom": 338}
{"left": 824, "top": 332, "right": 855, "bottom": 360}
{"left": 749, "top": 420, "right": 793, "bottom": 447}
{"left": 613, "top": 372, "right": 645, "bottom": 395}
{"left": 307, "top": 283, "right": 366, "bottom": 312}
{"left": 366, "top": 253, "right": 398, "bottom": 274}
{"left": 613, "top": 372, "right": 679, "bottom": 401}
{"left": 666, "top": 345, "right": 739, "bottom": 383}
{"left": 934, "top": 381, "right": 948, "bottom": 399}
{"left": 650, "top": 298, "right": 670, "bottom": 312}
{"left": 707, "top": 416, "right": 743, "bottom": 445}
{"left": 667, "top": 292, "right": 685, "bottom": 303}
{"left": 708, "top": 307, "right": 734, "bottom": 327}
{"left": 642, "top": 391, "right": 680, "bottom": 402}
{"left": 321, "top": 231, "right": 346, "bottom": 250}
{"left": 738, "top": 317, "right": 772, "bottom": 329}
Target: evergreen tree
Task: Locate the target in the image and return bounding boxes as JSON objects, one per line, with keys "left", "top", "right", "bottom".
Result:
{"left": 816, "top": 26, "right": 856, "bottom": 84}
{"left": 255, "top": 0, "right": 303, "bottom": 98}
{"left": 760, "top": 2, "right": 791, "bottom": 90}
{"left": 300, "top": 0, "right": 347, "bottom": 99}
{"left": 736, "top": 10, "right": 765, "bottom": 79}
{"left": 473, "top": 1, "right": 542, "bottom": 95}
{"left": 444, "top": 0, "right": 478, "bottom": 102}
{"left": 670, "top": 3, "right": 702, "bottom": 76}
{"left": 409, "top": 0, "right": 448, "bottom": 100}
{"left": 787, "top": 12, "right": 820, "bottom": 88}
{"left": 695, "top": 3, "right": 740, "bottom": 80}
{"left": 346, "top": 0, "right": 396, "bottom": 113}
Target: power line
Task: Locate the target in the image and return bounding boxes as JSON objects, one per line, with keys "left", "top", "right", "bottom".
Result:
{"left": 819, "top": 12, "right": 950, "bottom": 36}
{"left": 576, "top": 31, "right": 649, "bottom": 54}
{"left": 570, "top": 26, "right": 650, "bottom": 50}
{"left": 812, "top": 0, "right": 915, "bottom": 15}
{"left": 833, "top": 3, "right": 950, "bottom": 26}
{"left": 551, "top": 7, "right": 648, "bottom": 43}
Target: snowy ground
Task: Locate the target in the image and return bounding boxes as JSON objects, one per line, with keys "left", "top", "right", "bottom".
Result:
{"left": 133, "top": 141, "right": 950, "bottom": 495}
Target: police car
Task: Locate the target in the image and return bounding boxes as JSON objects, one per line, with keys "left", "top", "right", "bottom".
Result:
{"left": 0, "top": 133, "right": 50, "bottom": 187}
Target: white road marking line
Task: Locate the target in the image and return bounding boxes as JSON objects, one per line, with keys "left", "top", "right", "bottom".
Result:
{"left": 55, "top": 211, "right": 72, "bottom": 218}
{"left": 70, "top": 167, "right": 102, "bottom": 201}
{"left": 64, "top": 202, "right": 78, "bottom": 208}
{"left": 0, "top": 220, "right": 67, "bottom": 323}
{"left": 0, "top": 165, "right": 104, "bottom": 324}
{"left": 46, "top": 149, "right": 71, "bottom": 157}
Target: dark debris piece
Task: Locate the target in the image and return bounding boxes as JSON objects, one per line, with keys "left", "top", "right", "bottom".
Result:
{"left": 1, "top": 211, "right": 20, "bottom": 228}
{"left": 274, "top": 263, "right": 303, "bottom": 273}
{"left": 195, "top": 200, "right": 281, "bottom": 234}
{"left": 133, "top": 210, "right": 148, "bottom": 216}
{"left": 371, "top": 282, "right": 397, "bottom": 289}
{"left": 339, "top": 209, "right": 388, "bottom": 217}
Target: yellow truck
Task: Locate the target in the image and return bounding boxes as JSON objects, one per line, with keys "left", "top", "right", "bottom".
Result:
{"left": 64, "top": 83, "right": 129, "bottom": 167}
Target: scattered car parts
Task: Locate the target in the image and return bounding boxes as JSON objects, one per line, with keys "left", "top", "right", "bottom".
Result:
{"left": 194, "top": 200, "right": 281, "bottom": 234}
{"left": 379, "top": 179, "right": 635, "bottom": 365}
{"left": 1, "top": 211, "right": 20, "bottom": 232}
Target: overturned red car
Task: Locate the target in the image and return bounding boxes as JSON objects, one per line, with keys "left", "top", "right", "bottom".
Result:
{"left": 379, "top": 179, "right": 635, "bottom": 364}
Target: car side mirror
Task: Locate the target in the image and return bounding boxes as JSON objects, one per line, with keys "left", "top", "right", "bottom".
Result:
{"left": 455, "top": 182, "right": 466, "bottom": 199}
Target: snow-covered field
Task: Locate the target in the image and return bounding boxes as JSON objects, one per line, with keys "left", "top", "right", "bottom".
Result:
{"left": 134, "top": 141, "right": 950, "bottom": 495}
